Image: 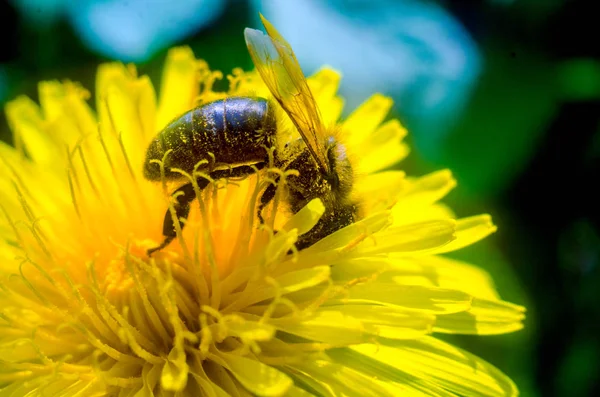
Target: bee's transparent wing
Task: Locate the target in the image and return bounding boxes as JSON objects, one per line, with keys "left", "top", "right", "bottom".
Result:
{"left": 244, "top": 15, "right": 330, "bottom": 174}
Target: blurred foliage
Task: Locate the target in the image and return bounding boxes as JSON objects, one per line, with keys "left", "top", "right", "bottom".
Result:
{"left": 558, "top": 59, "right": 600, "bottom": 101}
{"left": 439, "top": 44, "right": 557, "bottom": 197}
{"left": 1, "top": 1, "right": 599, "bottom": 396}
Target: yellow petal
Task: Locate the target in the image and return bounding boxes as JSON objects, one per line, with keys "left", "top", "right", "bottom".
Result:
{"left": 226, "top": 320, "right": 276, "bottom": 342}
{"left": 39, "top": 80, "right": 98, "bottom": 143}
{"left": 428, "top": 215, "right": 497, "bottom": 254}
{"left": 326, "top": 304, "right": 435, "bottom": 339}
{"left": 343, "top": 93, "right": 393, "bottom": 149}
{"left": 391, "top": 170, "right": 456, "bottom": 213}
{"left": 342, "top": 283, "right": 472, "bottom": 314}
{"left": 5, "top": 96, "right": 57, "bottom": 166}
{"left": 236, "top": 266, "right": 330, "bottom": 308}
{"left": 307, "top": 68, "right": 344, "bottom": 126}
{"left": 263, "top": 228, "right": 299, "bottom": 267}
{"left": 293, "top": 359, "right": 397, "bottom": 397}
{"left": 161, "top": 346, "right": 189, "bottom": 391}
{"left": 190, "top": 372, "right": 230, "bottom": 397}
{"left": 96, "top": 63, "right": 156, "bottom": 170}
{"left": 328, "top": 348, "right": 456, "bottom": 397}
{"left": 202, "top": 361, "right": 242, "bottom": 396}
{"left": 356, "top": 220, "right": 456, "bottom": 256}
{"left": 434, "top": 298, "right": 526, "bottom": 335}
{"left": 218, "top": 352, "right": 293, "bottom": 396}
{"left": 354, "top": 171, "right": 406, "bottom": 213}
{"left": 281, "top": 366, "right": 336, "bottom": 397}
{"left": 136, "top": 363, "right": 162, "bottom": 397}
{"left": 269, "top": 310, "right": 368, "bottom": 345}
{"left": 329, "top": 257, "right": 391, "bottom": 283}
{"left": 301, "top": 211, "right": 392, "bottom": 255}
{"left": 388, "top": 255, "right": 501, "bottom": 300}
{"left": 354, "top": 337, "right": 519, "bottom": 397}
{"left": 392, "top": 203, "right": 456, "bottom": 226}
{"left": 285, "top": 385, "right": 316, "bottom": 396}
{"left": 281, "top": 199, "right": 325, "bottom": 236}
{"left": 354, "top": 119, "right": 410, "bottom": 174}
{"left": 19, "top": 379, "right": 105, "bottom": 397}
{"left": 156, "top": 47, "right": 199, "bottom": 130}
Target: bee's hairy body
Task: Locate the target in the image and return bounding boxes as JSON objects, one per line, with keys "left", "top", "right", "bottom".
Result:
{"left": 282, "top": 138, "right": 357, "bottom": 249}
{"left": 144, "top": 97, "right": 276, "bottom": 181}
{"left": 144, "top": 97, "right": 357, "bottom": 255}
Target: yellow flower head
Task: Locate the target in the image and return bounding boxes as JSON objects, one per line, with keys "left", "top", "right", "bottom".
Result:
{"left": 0, "top": 18, "right": 524, "bottom": 397}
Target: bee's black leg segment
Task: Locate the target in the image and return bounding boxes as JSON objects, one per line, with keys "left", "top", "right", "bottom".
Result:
{"left": 257, "top": 177, "right": 279, "bottom": 225}
{"left": 146, "top": 236, "right": 175, "bottom": 257}
{"left": 147, "top": 179, "right": 210, "bottom": 256}
{"left": 205, "top": 163, "right": 271, "bottom": 223}
{"left": 148, "top": 163, "right": 266, "bottom": 256}
{"left": 161, "top": 182, "right": 195, "bottom": 236}
{"left": 210, "top": 163, "right": 266, "bottom": 179}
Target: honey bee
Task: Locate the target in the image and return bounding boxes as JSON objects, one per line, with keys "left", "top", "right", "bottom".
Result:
{"left": 144, "top": 15, "right": 357, "bottom": 255}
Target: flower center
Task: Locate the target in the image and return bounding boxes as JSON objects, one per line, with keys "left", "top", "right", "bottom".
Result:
{"left": 104, "top": 257, "right": 134, "bottom": 294}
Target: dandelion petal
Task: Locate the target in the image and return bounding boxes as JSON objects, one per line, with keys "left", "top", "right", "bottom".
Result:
{"left": 218, "top": 352, "right": 293, "bottom": 396}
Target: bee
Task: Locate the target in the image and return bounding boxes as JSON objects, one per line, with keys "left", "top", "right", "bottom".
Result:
{"left": 144, "top": 15, "right": 357, "bottom": 256}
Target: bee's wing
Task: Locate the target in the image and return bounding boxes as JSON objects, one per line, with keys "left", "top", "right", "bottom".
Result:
{"left": 244, "top": 15, "right": 330, "bottom": 175}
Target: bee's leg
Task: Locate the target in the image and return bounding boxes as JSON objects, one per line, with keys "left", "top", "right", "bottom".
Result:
{"left": 148, "top": 163, "right": 265, "bottom": 256}
{"left": 147, "top": 179, "right": 210, "bottom": 256}
{"left": 257, "top": 176, "right": 279, "bottom": 225}
{"left": 206, "top": 163, "right": 272, "bottom": 224}
{"left": 210, "top": 163, "right": 265, "bottom": 180}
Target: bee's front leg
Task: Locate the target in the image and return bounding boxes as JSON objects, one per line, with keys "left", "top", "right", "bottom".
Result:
{"left": 147, "top": 179, "right": 209, "bottom": 256}
{"left": 148, "top": 163, "right": 266, "bottom": 256}
{"left": 257, "top": 176, "right": 279, "bottom": 225}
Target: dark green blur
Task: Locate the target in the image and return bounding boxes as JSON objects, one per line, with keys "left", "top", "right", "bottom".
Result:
{"left": 1, "top": 1, "right": 598, "bottom": 396}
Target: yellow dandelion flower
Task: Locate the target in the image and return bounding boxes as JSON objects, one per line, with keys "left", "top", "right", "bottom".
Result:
{"left": 0, "top": 19, "right": 525, "bottom": 397}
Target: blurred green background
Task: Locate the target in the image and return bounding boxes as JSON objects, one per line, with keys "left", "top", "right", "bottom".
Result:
{"left": 0, "top": 1, "right": 598, "bottom": 396}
